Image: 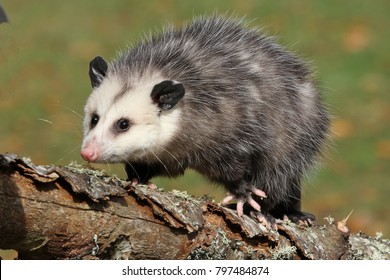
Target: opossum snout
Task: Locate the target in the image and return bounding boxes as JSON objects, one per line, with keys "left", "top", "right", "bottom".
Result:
{"left": 81, "top": 144, "right": 99, "bottom": 162}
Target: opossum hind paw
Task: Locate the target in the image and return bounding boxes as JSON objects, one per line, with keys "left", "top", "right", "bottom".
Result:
{"left": 282, "top": 210, "right": 315, "bottom": 226}
{"left": 221, "top": 187, "right": 267, "bottom": 217}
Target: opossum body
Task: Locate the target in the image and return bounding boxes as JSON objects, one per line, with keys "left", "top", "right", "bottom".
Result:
{"left": 81, "top": 16, "right": 330, "bottom": 228}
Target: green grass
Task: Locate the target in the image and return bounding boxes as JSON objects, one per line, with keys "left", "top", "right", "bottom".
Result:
{"left": 0, "top": 0, "right": 389, "bottom": 237}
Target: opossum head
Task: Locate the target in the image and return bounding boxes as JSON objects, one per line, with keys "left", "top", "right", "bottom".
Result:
{"left": 81, "top": 56, "right": 185, "bottom": 163}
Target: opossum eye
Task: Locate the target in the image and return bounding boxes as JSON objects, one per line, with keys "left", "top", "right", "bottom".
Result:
{"left": 116, "top": 118, "right": 130, "bottom": 132}
{"left": 90, "top": 113, "right": 99, "bottom": 129}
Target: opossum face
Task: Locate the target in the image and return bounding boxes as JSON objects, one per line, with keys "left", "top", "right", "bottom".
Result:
{"left": 81, "top": 56, "right": 184, "bottom": 163}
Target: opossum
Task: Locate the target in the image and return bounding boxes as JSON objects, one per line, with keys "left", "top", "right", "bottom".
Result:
{"left": 80, "top": 16, "right": 330, "bottom": 228}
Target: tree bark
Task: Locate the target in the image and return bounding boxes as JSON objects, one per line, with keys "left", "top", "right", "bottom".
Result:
{"left": 0, "top": 153, "right": 389, "bottom": 260}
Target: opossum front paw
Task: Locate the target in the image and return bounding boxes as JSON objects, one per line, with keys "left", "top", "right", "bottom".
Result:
{"left": 221, "top": 187, "right": 267, "bottom": 217}
{"left": 129, "top": 178, "right": 157, "bottom": 190}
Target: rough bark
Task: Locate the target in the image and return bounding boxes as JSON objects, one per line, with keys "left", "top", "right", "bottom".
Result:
{"left": 0, "top": 153, "right": 389, "bottom": 260}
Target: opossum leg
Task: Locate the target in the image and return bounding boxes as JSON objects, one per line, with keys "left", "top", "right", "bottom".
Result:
{"left": 125, "top": 162, "right": 158, "bottom": 189}
{"left": 125, "top": 162, "right": 152, "bottom": 182}
{"left": 125, "top": 162, "right": 183, "bottom": 190}
{"left": 271, "top": 181, "right": 315, "bottom": 226}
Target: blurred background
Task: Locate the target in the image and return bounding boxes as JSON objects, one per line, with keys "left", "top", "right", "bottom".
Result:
{"left": 0, "top": 0, "right": 389, "bottom": 237}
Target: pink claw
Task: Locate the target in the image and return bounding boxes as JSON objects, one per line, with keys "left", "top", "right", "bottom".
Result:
{"left": 220, "top": 187, "right": 267, "bottom": 217}
{"left": 236, "top": 199, "right": 245, "bottom": 217}
{"left": 247, "top": 196, "right": 261, "bottom": 212}
{"left": 129, "top": 179, "right": 157, "bottom": 190}
{"left": 251, "top": 187, "right": 267, "bottom": 199}
{"left": 221, "top": 193, "right": 236, "bottom": 206}
{"left": 254, "top": 212, "right": 277, "bottom": 230}
{"left": 131, "top": 178, "right": 139, "bottom": 187}
{"left": 221, "top": 193, "right": 246, "bottom": 217}
{"left": 146, "top": 182, "right": 157, "bottom": 190}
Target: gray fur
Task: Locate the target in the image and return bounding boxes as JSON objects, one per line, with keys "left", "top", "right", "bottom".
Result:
{"left": 94, "top": 16, "right": 330, "bottom": 222}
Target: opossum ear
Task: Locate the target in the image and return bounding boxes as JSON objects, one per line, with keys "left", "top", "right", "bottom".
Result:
{"left": 89, "top": 56, "right": 108, "bottom": 88}
{"left": 151, "top": 80, "right": 185, "bottom": 110}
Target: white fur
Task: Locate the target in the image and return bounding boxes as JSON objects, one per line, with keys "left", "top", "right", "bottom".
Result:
{"left": 82, "top": 72, "right": 182, "bottom": 163}
{"left": 299, "top": 82, "right": 317, "bottom": 118}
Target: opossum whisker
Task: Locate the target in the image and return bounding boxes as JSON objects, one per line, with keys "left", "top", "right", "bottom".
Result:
{"left": 119, "top": 155, "right": 141, "bottom": 182}
{"left": 38, "top": 118, "right": 54, "bottom": 125}
{"left": 148, "top": 149, "right": 171, "bottom": 177}
{"left": 64, "top": 106, "right": 83, "bottom": 119}
{"left": 155, "top": 144, "right": 185, "bottom": 173}
{"left": 55, "top": 145, "right": 80, "bottom": 164}
{"left": 103, "top": 160, "right": 112, "bottom": 175}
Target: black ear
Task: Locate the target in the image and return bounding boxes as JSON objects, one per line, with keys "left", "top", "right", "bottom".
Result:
{"left": 89, "top": 56, "right": 108, "bottom": 88}
{"left": 151, "top": 80, "right": 185, "bottom": 110}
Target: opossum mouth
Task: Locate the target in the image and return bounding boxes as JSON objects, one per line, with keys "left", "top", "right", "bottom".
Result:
{"left": 101, "top": 150, "right": 150, "bottom": 164}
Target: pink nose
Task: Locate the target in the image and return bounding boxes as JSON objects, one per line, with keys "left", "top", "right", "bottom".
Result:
{"left": 80, "top": 146, "right": 98, "bottom": 162}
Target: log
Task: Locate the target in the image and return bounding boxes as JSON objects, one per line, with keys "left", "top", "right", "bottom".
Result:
{"left": 0, "top": 153, "right": 389, "bottom": 260}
